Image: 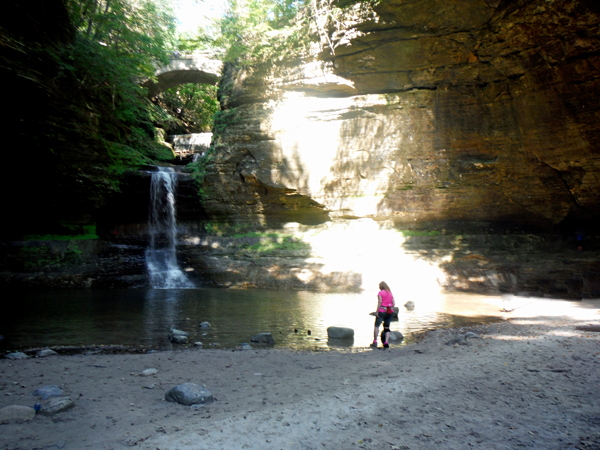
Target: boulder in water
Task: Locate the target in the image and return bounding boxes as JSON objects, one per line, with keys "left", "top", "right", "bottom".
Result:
{"left": 169, "top": 329, "right": 189, "bottom": 344}
{"left": 251, "top": 332, "right": 274, "bottom": 344}
{"left": 327, "top": 327, "right": 354, "bottom": 339}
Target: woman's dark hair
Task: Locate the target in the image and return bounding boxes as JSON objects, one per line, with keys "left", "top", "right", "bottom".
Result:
{"left": 379, "top": 281, "right": 391, "bottom": 292}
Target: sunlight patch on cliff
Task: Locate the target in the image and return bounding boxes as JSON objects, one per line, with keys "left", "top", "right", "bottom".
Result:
{"left": 267, "top": 92, "right": 392, "bottom": 216}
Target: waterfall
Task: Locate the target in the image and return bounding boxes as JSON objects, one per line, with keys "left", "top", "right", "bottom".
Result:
{"left": 145, "top": 167, "right": 194, "bottom": 289}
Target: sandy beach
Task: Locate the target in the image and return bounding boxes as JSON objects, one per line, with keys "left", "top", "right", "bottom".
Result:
{"left": 1, "top": 296, "right": 599, "bottom": 450}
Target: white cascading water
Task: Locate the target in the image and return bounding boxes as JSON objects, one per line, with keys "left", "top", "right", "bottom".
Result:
{"left": 145, "top": 167, "right": 194, "bottom": 289}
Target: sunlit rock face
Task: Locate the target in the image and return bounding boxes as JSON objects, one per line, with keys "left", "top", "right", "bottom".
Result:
{"left": 204, "top": 0, "right": 600, "bottom": 232}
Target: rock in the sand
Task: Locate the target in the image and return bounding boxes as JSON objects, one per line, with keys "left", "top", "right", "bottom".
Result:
{"left": 251, "top": 332, "right": 274, "bottom": 344}
{"left": 199, "top": 321, "right": 211, "bottom": 328}
{"left": 446, "top": 332, "right": 480, "bottom": 346}
{"left": 404, "top": 301, "right": 415, "bottom": 309}
{"left": 39, "top": 397, "right": 75, "bottom": 416}
{"left": 194, "top": 342, "right": 203, "bottom": 348}
{"left": 0, "top": 405, "right": 36, "bottom": 422}
{"left": 575, "top": 324, "right": 600, "bottom": 332}
{"left": 464, "top": 332, "right": 480, "bottom": 339}
{"left": 36, "top": 349, "right": 58, "bottom": 358}
{"left": 5, "top": 351, "right": 29, "bottom": 360}
{"left": 32, "top": 385, "right": 63, "bottom": 400}
{"left": 327, "top": 326, "right": 354, "bottom": 339}
{"left": 240, "top": 343, "right": 253, "bottom": 350}
{"left": 165, "top": 383, "right": 214, "bottom": 406}
{"left": 140, "top": 368, "right": 158, "bottom": 377}
{"left": 389, "top": 331, "right": 404, "bottom": 341}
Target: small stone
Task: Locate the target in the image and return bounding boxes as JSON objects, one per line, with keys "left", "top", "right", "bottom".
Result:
{"left": 389, "top": 331, "right": 404, "bottom": 341}
{"left": 0, "top": 405, "right": 36, "bottom": 422}
{"left": 32, "top": 385, "right": 63, "bottom": 400}
{"left": 251, "top": 332, "right": 275, "bottom": 344}
{"left": 194, "top": 342, "right": 204, "bottom": 347}
{"left": 140, "top": 368, "right": 158, "bottom": 377}
{"left": 169, "top": 328, "right": 189, "bottom": 336}
{"left": 39, "top": 397, "right": 75, "bottom": 416}
{"left": 169, "top": 333, "right": 188, "bottom": 344}
{"left": 5, "top": 352, "right": 29, "bottom": 360}
{"left": 190, "top": 403, "right": 208, "bottom": 410}
{"left": 165, "top": 383, "right": 214, "bottom": 406}
{"left": 404, "top": 301, "right": 415, "bottom": 309}
{"left": 240, "top": 343, "right": 253, "bottom": 350}
{"left": 199, "top": 322, "right": 211, "bottom": 328}
{"left": 36, "top": 349, "right": 58, "bottom": 358}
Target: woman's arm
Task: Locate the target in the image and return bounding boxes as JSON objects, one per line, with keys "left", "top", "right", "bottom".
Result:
{"left": 377, "top": 294, "right": 382, "bottom": 312}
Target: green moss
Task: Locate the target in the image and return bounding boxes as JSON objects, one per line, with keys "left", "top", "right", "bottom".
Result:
{"left": 18, "top": 241, "right": 83, "bottom": 269}
{"left": 241, "top": 233, "right": 311, "bottom": 255}
{"left": 24, "top": 224, "right": 99, "bottom": 241}
{"left": 400, "top": 230, "right": 441, "bottom": 237}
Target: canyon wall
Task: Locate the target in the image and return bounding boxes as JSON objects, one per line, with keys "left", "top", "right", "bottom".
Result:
{"left": 202, "top": 0, "right": 600, "bottom": 232}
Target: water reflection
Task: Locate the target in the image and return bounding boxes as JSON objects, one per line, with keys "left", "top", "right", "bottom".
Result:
{"left": 0, "top": 289, "right": 503, "bottom": 351}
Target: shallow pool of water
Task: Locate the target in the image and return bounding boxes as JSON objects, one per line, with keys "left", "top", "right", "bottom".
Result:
{"left": 0, "top": 289, "right": 505, "bottom": 351}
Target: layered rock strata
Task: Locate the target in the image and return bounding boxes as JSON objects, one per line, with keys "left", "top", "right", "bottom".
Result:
{"left": 203, "top": 0, "right": 600, "bottom": 231}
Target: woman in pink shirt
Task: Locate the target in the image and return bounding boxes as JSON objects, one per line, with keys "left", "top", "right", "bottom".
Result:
{"left": 371, "top": 281, "right": 395, "bottom": 349}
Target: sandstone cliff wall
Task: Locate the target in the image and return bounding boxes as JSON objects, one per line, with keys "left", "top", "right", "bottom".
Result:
{"left": 203, "top": 0, "right": 600, "bottom": 232}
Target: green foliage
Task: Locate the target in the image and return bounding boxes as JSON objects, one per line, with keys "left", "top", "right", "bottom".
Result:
{"left": 189, "top": 145, "right": 215, "bottom": 198}
{"left": 53, "top": 1, "right": 180, "bottom": 177}
{"left": 215, "top": 0, "right": 315, "bottom": 65}
{"left": 154, "top": 83, "right": 219, "bottom": 133}
{"left": 212, "top": 107, "right": 241, "bottom": 139}
{"left": 175, "top": 30, "right": 214, "bottom": 53}
{"left": 66, "top": 0, "right": 176, "bottom": 72}
{"left": 212, "top": 0, "right": 380, "bottom": 68}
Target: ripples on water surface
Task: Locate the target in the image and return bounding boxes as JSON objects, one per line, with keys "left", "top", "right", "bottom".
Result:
{"left": 0, "top": 289, "right": 504, "bottom": 351}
